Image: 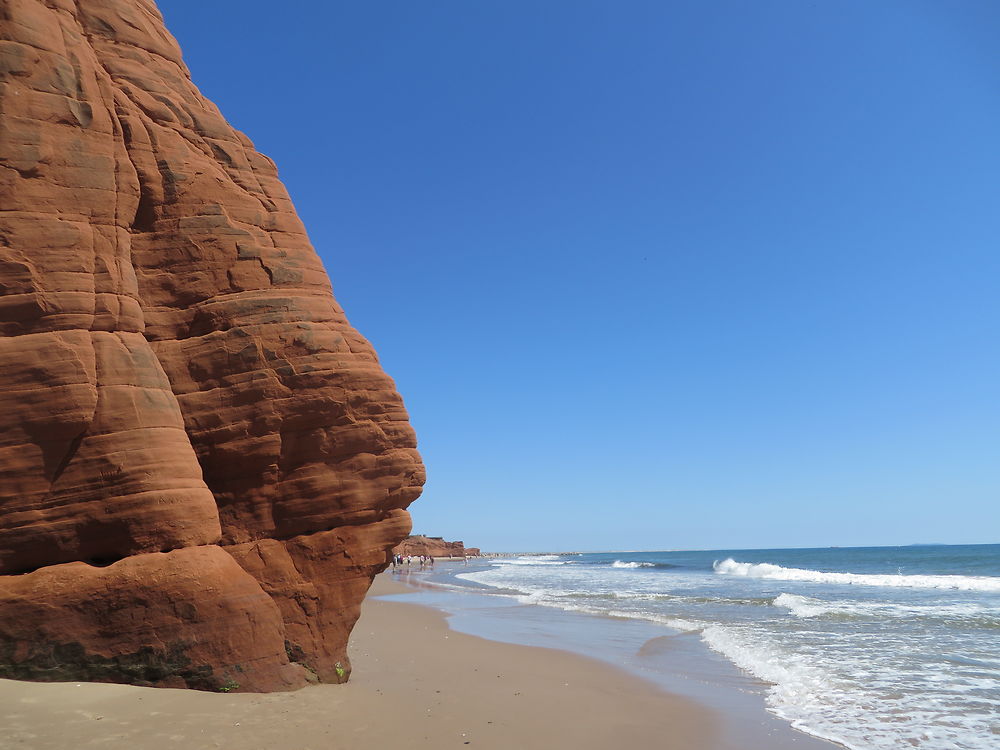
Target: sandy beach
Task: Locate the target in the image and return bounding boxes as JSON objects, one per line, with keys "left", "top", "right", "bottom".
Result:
{"left": 0, "top": 574, "right": 838, "bottom": 750}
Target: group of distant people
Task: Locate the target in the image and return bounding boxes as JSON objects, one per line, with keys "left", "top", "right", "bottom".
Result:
{"left": 391, "top": 554, "right": 434, "bottom": 569}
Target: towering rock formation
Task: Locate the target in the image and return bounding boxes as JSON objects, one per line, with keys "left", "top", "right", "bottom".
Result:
{"left": 0, "top": 0, "right": 423, "bottom": 691}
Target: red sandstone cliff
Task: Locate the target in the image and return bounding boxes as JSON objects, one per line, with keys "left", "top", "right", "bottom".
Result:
{"left": 0, "top": 0, "right": 423, "bottom": 691}
{"left": 393, "top": 536, "right": 479, "bottom": 558}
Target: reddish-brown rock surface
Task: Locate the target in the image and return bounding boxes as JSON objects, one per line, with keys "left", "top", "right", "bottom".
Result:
{"left": 0, "top": 0, "right": 423, "bottom": 691}
{"left": 393, "top": 536, "right": 479, "bottom": 559}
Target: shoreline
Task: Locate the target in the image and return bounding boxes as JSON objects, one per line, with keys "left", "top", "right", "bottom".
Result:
{"left": 0, "top": 572, "right": 840, "bottom": 750}
{"left": 377, "top": 570, "right": 845, "bottom": 750}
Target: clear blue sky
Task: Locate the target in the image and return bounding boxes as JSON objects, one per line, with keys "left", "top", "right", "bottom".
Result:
{"left": 160, "top": 1, "right": 999, "bottom": 552}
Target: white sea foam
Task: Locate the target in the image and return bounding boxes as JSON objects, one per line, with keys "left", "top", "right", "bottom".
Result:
{"left": 498, "top": 555, "right": 571, "bottom": 566}
{"left": 598, "top": 609, "right": 704, "bottom": 632}
{"left": 772, "top": 593, "right": 835, "bottom": 618}
{"left": 714, "top": 558, "right": 1000, "bottom": 592}
{"left": 699, "top": 622, "right": 1000, "bottom": 750}
{"left": 611, "top": 560, "right": 656, "bottom": 568}
{"left": 773, "top": 593, "right": 998, "bottom": 621}
{"left": 513, "top": 589, "right": 551, "bottom": 605}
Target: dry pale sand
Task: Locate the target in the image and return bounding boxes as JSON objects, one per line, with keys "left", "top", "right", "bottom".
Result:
{"left": 0, "top": 574, "right": 837, "bottom": 750}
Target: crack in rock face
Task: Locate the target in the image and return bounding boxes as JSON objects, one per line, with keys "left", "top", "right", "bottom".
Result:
{"left": 0, "top": 0, "right": 424, "bottom": 692}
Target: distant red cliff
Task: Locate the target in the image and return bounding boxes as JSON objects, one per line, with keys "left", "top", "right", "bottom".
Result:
{"left": 393, "top": 536, "right": 480, "bottom": 558}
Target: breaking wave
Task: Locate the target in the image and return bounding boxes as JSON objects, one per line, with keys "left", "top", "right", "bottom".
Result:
{"left": 772, "top": 593, "right": 999, "bottom": 622}
{"left": 714, "top": 558, "right": 1000, "bottom": 592}
{"left": 500, "top": 555, "right": 572, "bottom": 566}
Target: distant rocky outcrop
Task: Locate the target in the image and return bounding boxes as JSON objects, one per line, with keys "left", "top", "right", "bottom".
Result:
{"left": 393, "top": 536, "right": 479, "bottom": 558}
{"left": 0, "top": 0, "right": 423, "bottom": 692}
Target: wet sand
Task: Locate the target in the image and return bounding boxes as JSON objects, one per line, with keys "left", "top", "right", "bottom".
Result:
{"left": 0, "top": 574, "right": 839, "bottom": 749}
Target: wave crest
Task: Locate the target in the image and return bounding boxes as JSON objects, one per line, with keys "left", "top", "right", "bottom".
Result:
{"left": 498, "top": 555, "right": 572, "bottom": 566}
{"left": 714, "top": 558, "right": 1000, "bottom": 592}
{"left": 772, "top": 593, "right": 1000, "bottom": 625}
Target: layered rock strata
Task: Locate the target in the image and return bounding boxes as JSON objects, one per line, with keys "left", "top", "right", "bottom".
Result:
{"left": 0, "top": 0, "right": 423, "bottom": 691}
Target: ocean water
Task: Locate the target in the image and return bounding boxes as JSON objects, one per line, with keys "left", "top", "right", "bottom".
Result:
{"left": 411, "top": 544, "right": 1000, "bottom": 750}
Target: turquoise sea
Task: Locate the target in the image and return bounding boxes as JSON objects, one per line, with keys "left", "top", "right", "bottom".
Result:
{"left": 392, "top": 543, "right": 1000, "bottom": 750}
